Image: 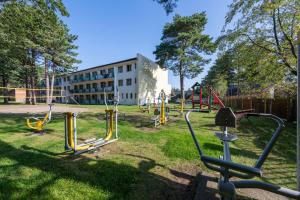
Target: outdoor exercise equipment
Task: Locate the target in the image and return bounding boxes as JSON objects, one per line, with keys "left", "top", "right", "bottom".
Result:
{"left": 138, "top": 97, "right": 151, "bottom": 113}
{"left": 64, "top": 90, "right": 119, "bottom": 155}
{"left": 26, "top": 104, "right": 53, "bottom": 133}
{"left": 170, "top": 98, "right": 185, "bottom": 114}
{"left": 152, "top": 90, "right": 169, "bottom": 127}
{"left": 185, "top": 107, "right": 300, "bottom": 199}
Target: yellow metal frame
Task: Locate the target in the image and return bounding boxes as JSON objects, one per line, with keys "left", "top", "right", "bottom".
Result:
{"left": 26, "top": 105, "right": 52, "bottom": 132}
{"left": 65, "top": 109, "right": 115, "bottom": 153}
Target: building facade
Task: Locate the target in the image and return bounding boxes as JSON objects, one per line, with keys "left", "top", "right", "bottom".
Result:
{"left": 54, "top": 54, "right": 171, "bottom": 105}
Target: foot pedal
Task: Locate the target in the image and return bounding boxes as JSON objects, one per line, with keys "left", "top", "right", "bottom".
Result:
{"left": 215, "top": 132, "right": 238, "bottom": 142}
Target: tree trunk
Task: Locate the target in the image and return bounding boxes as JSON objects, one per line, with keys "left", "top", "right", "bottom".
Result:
{"left": 2, "top": 77, "right": 9, "bottom": 104}
{"left": 179, "top": 72, "right": 184, "bottom": 101}
{"left": 25, "top": 67, "right": 31, "bottom": 105}
{"left": 31, "top": 50, "right": 37, "bottom": 105}
{"left": 45, "top": 58, "right": 50, "bottom": 104}
{"left": 30, "top": 69, "right": 36, "bottom": 105}
{"left": 50, "top": 73, "right": 55, "bottom": 104}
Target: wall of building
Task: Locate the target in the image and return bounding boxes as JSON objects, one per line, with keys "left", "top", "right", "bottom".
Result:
{"left": 55, "top": 54, "right": 171, "bottom": 105}
{"left": 114, "top": 60, "right": 138, "bottom": 105}
{"left": 136, "top": 54, "right": 171, "bottom": 105}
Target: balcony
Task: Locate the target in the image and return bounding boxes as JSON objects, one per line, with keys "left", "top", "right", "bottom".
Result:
{"left": 71, "top": 73, "right": 114, "bottom": 83}
{"left": 70, "top": 87, "right": 114, "bottom": 94}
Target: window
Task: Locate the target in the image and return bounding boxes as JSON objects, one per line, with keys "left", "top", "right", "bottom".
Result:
{"left": 64, "top": 77, "right": 66, "bottom": 82}
{"left": 92, "top": 71, "right": 97, "bottom": 77}
{"left": 126, "top": 93, "right": 128, "bottom": 99}
{"left": 64, "top": 86, "right": 66, "bottom": 90}
{"left": 108, "top": 81, "right": 114, "bottom": 87}
{"left": 100, "top": 69, "right": 106, "bottom": 75}
{"left": 67, "top": 86, "right": 70, "bottom": 90}
{"left": 134, "top": 63, "right": 137, "bottom": 69}
{"left": 130, "top": 93, "right": 133, "bottom": 99}
{"left": 118, "top": 66, "right": 123, "bottom": 73}
{"left": 126, "top": 78, "right": 132, "bottom": 86}
{"left": 118, "top": 79, "right": 123, "bottom": 86}
{"left": 135, "top": 93, "right": 137, "bottom": 99}
{"left": 122, "top": 93, "right": 124, "bottom": 99}
{"left": 108, "top": 68, "right": 114, "bottom": 74}
{"left": 86, "top": 84, "right": 91, "bottom": 89}
{"left": 67, "top": 77, "right": 70, "bottom": 81}
{"left": 135, "top": 78, "right": 137, "bottom": 84}
{"left": 92, "top": 83, "right": 97, "bottom": 88}
{"left": 126, "top": 64, "right": 132, "bottom": 72}
{"left": 100, "top": 82, "right": 106, "bottom": 88}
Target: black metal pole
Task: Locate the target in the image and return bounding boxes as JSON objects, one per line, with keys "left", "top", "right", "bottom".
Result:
{"left": 297, "top": 31, "right": 300, "bottom": 191}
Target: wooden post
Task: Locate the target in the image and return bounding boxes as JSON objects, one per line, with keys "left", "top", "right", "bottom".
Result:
{"left": 297, "top": 31, "right": 300, "bottom": 191}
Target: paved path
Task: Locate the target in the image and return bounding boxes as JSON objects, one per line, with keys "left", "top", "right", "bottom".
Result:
{"left": 0, "top": 105, "right": 88, "bottom": 114}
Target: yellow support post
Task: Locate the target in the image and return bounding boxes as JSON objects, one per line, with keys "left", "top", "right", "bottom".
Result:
{"left": 180, "top": 99, "right": 184, "bottom": 113}
{"left": 160, "top": 91, "right": 166, "bottom": 125}
{"left": 104, "top": 109, "right": 113, "bottom": 141}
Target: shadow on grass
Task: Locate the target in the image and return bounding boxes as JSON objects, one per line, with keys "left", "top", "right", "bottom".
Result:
{"left": 0, "top": 141, "right": 195, "bottom": 200}
{"left": 203, "top": 143, "right": 258, "bottom": 160}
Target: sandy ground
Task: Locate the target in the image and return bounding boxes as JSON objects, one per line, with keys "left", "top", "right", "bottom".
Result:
{"left": 0, "top": 104, "right": 88, "bottom": 114}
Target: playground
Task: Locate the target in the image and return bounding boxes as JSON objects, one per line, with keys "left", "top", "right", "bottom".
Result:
{"left": 0, "top": 0, "right": 299, "bottom": 199}
{"left": 0, "top": 103, "right": 297, "bottom": 199}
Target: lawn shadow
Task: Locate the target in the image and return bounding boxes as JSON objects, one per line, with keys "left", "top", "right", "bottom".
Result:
{"left": 0, "top": 140, "right": 195, "bottom": 200}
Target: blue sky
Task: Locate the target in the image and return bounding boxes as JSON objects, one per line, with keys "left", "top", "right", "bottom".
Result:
{"left": 62, "top": 0, "right": 231, "bottom": 89}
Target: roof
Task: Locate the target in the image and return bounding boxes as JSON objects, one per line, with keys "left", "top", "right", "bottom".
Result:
{"left": 69, "top": 57, "right": 137, "bottom": 75}
{"left": 191, "top": 82, "right": 201, "bottom": 88}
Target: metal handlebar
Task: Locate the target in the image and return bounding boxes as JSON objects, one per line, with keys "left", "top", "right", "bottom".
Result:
{"left": 185, "top": 110, "right": 285, "bottom": 178}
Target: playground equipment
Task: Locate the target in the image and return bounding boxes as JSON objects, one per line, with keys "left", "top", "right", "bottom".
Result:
{"left": 138, "top": 98, "right": 151, "bottom": 113}
{"left": 26, "top": 104, "right": 53, "bottom": 133}
{"left": 185, "top": 107, "right": 300, "bottom": 199}
{"left": 152, "top": 90, "right": 169, "bottom": 127}
{"left": 64, "top": 90, "right": 119, "bottom": 155}
{"left": 191, "top": 82, "right": 224, "bottom": 111}
{"left": 170, "top": 98, "right": 185, "bottom": 115}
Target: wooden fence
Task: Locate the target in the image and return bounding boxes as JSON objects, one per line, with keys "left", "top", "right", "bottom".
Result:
{"left": 223, "top": 96, "right": 296, "bottom": 121}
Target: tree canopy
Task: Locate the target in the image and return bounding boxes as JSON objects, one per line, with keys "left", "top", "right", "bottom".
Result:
{"left": 0, "top": 0, "right": 79, "bottom": 104}
{"left": 154, "top": 13, "right": 215, "bottom": 100}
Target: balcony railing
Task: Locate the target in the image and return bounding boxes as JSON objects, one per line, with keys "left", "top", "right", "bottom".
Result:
{"left": 70, "top": 73, "right": 114, "bottom": 83}
{"left": 70, "top": 87, "right": 114, "bottom": 94}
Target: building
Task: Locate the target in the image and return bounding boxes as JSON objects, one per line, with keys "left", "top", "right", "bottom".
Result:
{"left": 54, "top": 53, "right": 171, "bottom": 105}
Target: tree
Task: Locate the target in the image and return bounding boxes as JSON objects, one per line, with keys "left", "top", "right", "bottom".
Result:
{"left": 154, "top": 13, "right": 215, "bottom": 101}
{"left": 0, "top": 0, "right": 79, "bottom": 104}
{"left": 222, "top": 0, "right": 300, "bottom": 76}
{"left": 153, "top": 0, "right": 178, "bottom": 14}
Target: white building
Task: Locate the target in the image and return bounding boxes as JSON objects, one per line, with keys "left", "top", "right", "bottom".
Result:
{"left": 54, "top": 53, "right": 171, "bottom": 105}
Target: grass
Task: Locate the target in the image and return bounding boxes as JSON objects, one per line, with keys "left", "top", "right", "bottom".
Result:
{"left": 0, "top": 104, "right": 297, "bottom": 200}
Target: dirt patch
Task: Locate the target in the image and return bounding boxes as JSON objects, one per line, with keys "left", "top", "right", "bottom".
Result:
{"left": 0, "top": 104, "right": 88, "bottom": 114}
{"left": 192, "top": 172, "right": 290, "bottom": 200}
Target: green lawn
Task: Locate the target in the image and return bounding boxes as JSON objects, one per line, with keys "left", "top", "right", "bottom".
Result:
{"left": 0, "top": 104, "right": 297, "bottom": 200}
